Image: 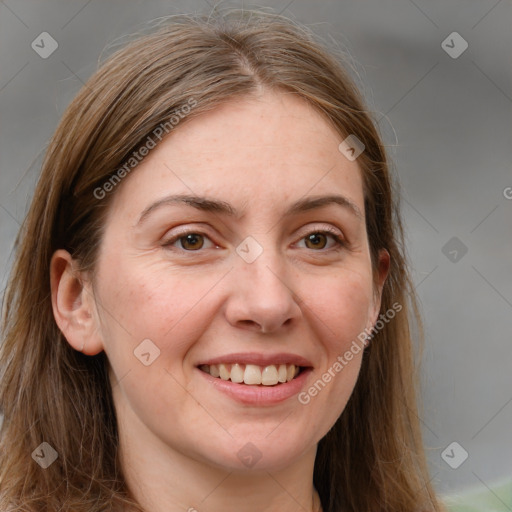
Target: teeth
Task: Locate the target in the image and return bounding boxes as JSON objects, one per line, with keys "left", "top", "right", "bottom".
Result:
{"left": 278, "top": 364, "right": 287, "bottom": 383}
{"left": 261, "top": 365, "right": 279, "bottom": 386}
{"left": 230, "top": 363, "right": 244, "bottom": 383}
{"left": 219, "top": 363, "right": 230, "bottom": 380}
{"left": 200, "top": 363, "right": 302, "bottom": 386}
{"left": 210, "top": 364, "right": 220, "bottom": 378}
{"left": 244, "top": 364, "right": 262, "bottom": 385}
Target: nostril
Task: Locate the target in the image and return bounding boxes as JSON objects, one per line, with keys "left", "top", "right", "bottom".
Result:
{"left": 236, "top": 320, "right": 263, "bottom": 331}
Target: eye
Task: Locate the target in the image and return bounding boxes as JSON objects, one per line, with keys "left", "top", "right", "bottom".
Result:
{"left": 162, "top": 227, "right": 345, "bottom": 253}
{"left": 296, "top": 228, "right": 345, "bottom": 251}
{"left": 162, "top": 231, "right": 216, "bottom": 251}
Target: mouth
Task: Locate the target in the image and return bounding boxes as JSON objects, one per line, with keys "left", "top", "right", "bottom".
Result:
{"left": 198, "top": 363, "right": 306, "bottom": 386}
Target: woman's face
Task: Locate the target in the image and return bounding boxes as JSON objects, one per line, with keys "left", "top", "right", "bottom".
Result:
{"left": 87, "top": 90, "right": 388, "bottom": 472}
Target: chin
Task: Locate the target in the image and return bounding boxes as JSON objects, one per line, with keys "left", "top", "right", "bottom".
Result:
{"left": 198, "top": 434, "right": 315, "bottom": 473}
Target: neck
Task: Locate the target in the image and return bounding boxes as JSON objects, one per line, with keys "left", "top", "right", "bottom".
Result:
{"left": 116, "top": 399, "right": 322, "bottom": 512}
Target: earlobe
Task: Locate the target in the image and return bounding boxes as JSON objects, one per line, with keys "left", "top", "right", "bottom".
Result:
{"left": 370, "top": 248, "right": 391, "bottom": 326}
{"left": 50, "top": 249, "right": 104, "bottom": 355}
{"left": 377, "top": 248, "right": 390, "bottom": 292}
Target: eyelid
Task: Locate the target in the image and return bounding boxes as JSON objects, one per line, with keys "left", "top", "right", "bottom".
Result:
{"left": 162, "top": 223, "right": 346, "bottom": 252}
{"left": 294, "top": 224, "right": 346, "bottom": 250}
{"left": 296, "top": 223, "right": 343, "bottom": 239}
{"left": 161, "top": 226, "right": 218, "bottom": 250}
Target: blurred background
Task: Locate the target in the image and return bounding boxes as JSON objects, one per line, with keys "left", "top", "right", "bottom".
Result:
{"left": 1, "top": 1, "right": 511, "bottom": 510}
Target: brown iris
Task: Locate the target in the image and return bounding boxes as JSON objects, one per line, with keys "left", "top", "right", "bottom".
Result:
{"left": 304, "top": 232, "right": 328, "bottom": 250}
{"left": 179, "top": 233, "right": 204, "bottom": 250}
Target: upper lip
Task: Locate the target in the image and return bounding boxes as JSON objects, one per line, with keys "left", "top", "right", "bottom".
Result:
{"left": 197, "top": 352, "right": 313, "bottom": 368}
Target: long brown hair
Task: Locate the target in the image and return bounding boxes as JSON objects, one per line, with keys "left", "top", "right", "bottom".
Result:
{"left": 0, "top": 8, "right": 445, "bottom": 511}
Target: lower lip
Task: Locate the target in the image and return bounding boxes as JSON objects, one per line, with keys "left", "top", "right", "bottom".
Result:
{"left": 196, "top": 367, "right": 313, "bottom": 405}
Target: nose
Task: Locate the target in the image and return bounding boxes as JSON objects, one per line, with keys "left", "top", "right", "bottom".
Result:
{"left": 224, "top": 244, "right": 303, "bottom": 334}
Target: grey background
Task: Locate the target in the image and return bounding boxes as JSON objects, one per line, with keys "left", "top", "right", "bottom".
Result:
{"left": 1, "top": 0, "right": 511, "bottom": 506}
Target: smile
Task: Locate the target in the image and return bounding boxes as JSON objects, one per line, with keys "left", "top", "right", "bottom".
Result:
{"left": 198, "top": 363, "right": 302, "bottom": 386}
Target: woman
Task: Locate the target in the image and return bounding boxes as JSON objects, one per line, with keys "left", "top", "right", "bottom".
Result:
{"left": 0, "top": 8, "right": 446, "bottom": 512}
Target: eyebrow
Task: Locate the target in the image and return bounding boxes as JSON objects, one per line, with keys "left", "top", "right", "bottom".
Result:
{"left": 136, "top": 193, "right": 363, "bottom": 226}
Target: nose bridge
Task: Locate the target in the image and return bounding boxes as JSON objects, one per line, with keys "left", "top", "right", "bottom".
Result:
{"left": 237, "top": 236, "right": 290, "bottom": 298}
{"left": 227, "top": 234, "right": 301, "bottom": 331}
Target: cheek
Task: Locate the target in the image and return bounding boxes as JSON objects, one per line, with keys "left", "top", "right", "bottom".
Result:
{"left": 241, "top": 271, "right": 373, "bottom": 451}
{"left": 97, "top": 260, "right": 220, "bottom": 425}
{"left": 306, "top": 266, "right": 375, "bottom": 346}
{"left": 296, "top": 269, "right": 372, "bottom": 413}
{"left": 97, "top": 255, "right": 216, "bottom": 338}
{"left": 94, "top": 254, "right": 226, "bottom": 391}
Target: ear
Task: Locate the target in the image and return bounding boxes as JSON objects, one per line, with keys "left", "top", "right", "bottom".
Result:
{"left": 368, "top": 248, "right": 391, "bottom": 327}
{"left": 50, "top": 249, "right": 104, "bottom": 355}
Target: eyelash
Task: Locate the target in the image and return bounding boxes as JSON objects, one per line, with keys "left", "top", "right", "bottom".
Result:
{"left": 161, "top": 226, "right": 346, "bottom": 253}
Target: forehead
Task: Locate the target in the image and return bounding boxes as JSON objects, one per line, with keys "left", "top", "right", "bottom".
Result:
{"left": 107, "top": 90, "right": 365, "bottom": 222}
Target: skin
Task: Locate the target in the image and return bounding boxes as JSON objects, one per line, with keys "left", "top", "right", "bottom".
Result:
{"left": 51, "top": 89, "right": 389, "bottom": 512}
